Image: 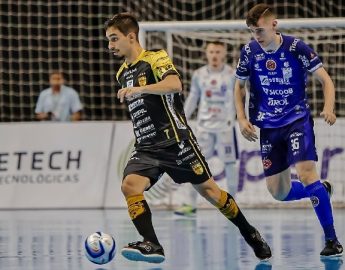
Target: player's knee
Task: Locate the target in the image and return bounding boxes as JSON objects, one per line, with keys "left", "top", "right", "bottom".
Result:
{"left": 121, "top": 177, "right": 138, "bottom": 197}
{"left": 266, "top": 183, "right": 286, "bottom": 201}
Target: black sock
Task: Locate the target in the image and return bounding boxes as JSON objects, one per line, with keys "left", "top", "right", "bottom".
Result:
{"left": 126, "top": 194, "right": 160, "bottom": 245}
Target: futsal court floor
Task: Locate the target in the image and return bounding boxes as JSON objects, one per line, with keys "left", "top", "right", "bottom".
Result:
{"left": 0, "top": 208, "right": 343, "bottom": 270}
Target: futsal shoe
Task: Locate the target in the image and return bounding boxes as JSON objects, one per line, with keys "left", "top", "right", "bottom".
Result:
{"left": 121, "top": 240, "right": 165, "bottom": 263}
{"left": 173, "top": 204, "right": 197, "bottom": 218}
{"left": 322, "top": 180, "right": 333, "bottom": 198}
{"left": 244, "top": 229, "right": 272, "bottom": 261}
{"left": 320, "top": 239, "right": 343, "bottom": 257}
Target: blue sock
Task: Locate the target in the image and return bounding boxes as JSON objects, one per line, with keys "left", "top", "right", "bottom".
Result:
{"left": 283, "top": 181, "right": 308, "bottom": 201}
{"left": 304, "top": 180, "right": 336, "bottom": 240}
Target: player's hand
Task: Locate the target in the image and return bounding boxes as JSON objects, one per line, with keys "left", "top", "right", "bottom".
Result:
{"left": 238, "top": 118, "right": 258, "bottom": 142}
{"left": 320, "top": 109, "right": 336, "bottom": 126}
{"left": 117, "top": 87, "right": 142, "bottom": 103}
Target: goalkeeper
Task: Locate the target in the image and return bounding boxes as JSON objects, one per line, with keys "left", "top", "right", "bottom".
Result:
{"left": 174, "top": 40, "right": 239, "bottom": 218}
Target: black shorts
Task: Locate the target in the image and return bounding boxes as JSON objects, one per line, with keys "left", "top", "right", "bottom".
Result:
{"left": 123, "top": 137, "right": 212, "bottom": 187}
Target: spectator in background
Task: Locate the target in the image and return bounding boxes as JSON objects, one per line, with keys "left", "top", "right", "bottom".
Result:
{"left": 35, "top": 71, "right": 83, "bottom": 121}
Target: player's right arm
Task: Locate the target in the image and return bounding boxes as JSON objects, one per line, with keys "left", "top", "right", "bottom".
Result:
{"left": 183, "top": 71, "right": 201, "bottom": 119}
{"left": 234, "top": 79, "right": 258, "bottom": 142}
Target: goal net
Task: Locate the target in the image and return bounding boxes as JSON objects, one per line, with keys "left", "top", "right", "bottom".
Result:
{"left": 1, "top": 1, "right": 345, "bottom": 122}
{"left": 139, "top": 19, "right": 345, "bottom": 207}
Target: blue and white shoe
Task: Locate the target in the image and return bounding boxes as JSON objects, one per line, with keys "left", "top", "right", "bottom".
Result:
{"left": 121, "top": 240, "right": 165, "bottom": 263}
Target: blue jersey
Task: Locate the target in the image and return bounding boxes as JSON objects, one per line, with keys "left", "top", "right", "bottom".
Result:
{"left": 235, "top": 34, "right": 322, "bottom": 128}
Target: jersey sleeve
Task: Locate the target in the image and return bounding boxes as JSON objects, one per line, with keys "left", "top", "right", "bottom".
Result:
{"left": 295, "top": 39, "right": 323, "bottom": 73}
{"left": 183, "top": 71, "right": 201, "bottom": 119}
{"left": 235, "top": 44, "right": 251, "bottom": 80}
{"left": 152, "top": 50, "right": 179, "bottom": 80}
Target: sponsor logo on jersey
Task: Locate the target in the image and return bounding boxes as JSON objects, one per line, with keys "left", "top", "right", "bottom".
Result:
{"left": 310, "top": 196, "right": 319, "bottom": 207}
{"left": 259, "top": 75, "right": 290, "bottom": 85}
{"left": 128, "top": 99, "right": 144, "bottom": 112}
{"left": 254, "top": 63, "right": 262, "bottom": 71}
{"left": 262, "top": 87, "right": 293, "bottom": 96}
{"left": 220, "top": 83, "right": 227, "bottom": 94}
{"left": 138, "top": 73, "right": 147, "bottom": 86}
{"left": 256, "top": 111, "right": 266, "bottom": 121}
{"left": 259, "top": 75, "right": 270, "bottom": 86}
{"left": 262, "top": 159, "right": 272, "bottom": 170}
{"left": 289, "top": 38, "right": 300, "bottom": 52}
{"left": 266, "top": 59, "right": 276, "bottom": 71}
{"left": 298, "top": 55, "right": 310, "bottom": 68}
{"left": 268, "top": 97, "right": 289, "bottom": 106}
{"left": 261, "top": 143, "right": 272, "bottom": 154}
{"left": 211, "top": 79, "right": 217, "bottom": 86}
{"left": 178, "top": 141, "right": 185, "bottom": 149}
{"left": 190, "top": 160, "right": 204, "bottom": 175}
{"left": 255, "top": 53, "right": 265, "bottom": 61}
{"left": 126, "top": 80, "right": 133, "bottom": 87}
{"left": 178, "top": 146, "right": 191, "bottom": 156}
{"left": 244, "top": 44, "right": 251, "bottom": 55}
{"left": 132, "top": 108, "right": 147, "bottom": 119}
{"left": 123, "top": 68, "right": 137, "bottom": 77}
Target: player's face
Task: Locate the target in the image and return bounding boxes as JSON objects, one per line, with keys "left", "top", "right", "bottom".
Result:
{"left": 106, "top": 27, "right": 132, "bottom": 58}
{"left": 205, "top": 44, "right": 226, "bottom": 69}
{"left": 49, "top": 73, "right": 64, "bottom": 88}
{"left": 248, "top": 16, "right": 277, "bottom": 48}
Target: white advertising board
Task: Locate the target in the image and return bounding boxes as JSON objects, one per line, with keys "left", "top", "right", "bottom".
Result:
{"left": 0, "top": 122, "right": 114, "bottom": 208}
{"left": 104, "top": 119, "right": 345, "bottom": 208}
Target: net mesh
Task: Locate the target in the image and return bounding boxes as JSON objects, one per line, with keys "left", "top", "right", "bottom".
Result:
{"left": 1, "top": 1, "right": 345, "bottom": 121}
{"left": 145, "top": 27, "right": 345, "bottom": 117}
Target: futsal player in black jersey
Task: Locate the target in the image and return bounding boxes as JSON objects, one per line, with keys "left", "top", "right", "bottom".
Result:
{"left": 105, "top": 12, "right": 271, "bottom": 264}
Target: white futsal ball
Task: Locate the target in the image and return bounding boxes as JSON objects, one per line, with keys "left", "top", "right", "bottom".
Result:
{"left": 84, "top": 232, "right": 116, "bottom": 264}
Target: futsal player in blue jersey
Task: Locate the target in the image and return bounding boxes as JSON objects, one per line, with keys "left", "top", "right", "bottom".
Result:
{"left": 234, "top": 3, "right": 343, "bottom": 257}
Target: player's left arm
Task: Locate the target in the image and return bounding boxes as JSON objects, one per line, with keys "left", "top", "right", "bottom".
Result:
{"left": 313, "top": 67, "right": 336, "bottom": 125}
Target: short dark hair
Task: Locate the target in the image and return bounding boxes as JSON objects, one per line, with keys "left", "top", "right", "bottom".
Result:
{"left": 206, "top": 40, "right": 226, "bottom": 48}
{"left": 246, "top": 4, "right": 276, "bottom": 27}
{"left": 50, "top": 70, "right": 64, "bottom": 78}
{"left": 104, "top": 13, "right": 139, "bottom": 40}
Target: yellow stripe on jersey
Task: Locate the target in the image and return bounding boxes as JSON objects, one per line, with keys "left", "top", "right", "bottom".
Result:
{"left": 161, "top": 95, "right": 180, "bottom": 142}
{"left": 188, "top": 139, "right": 212, "bottom": 178}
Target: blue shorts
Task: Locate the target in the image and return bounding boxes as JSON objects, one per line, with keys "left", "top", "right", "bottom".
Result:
{"left": 260, "top": 115, "right": 318, "bottom": 177}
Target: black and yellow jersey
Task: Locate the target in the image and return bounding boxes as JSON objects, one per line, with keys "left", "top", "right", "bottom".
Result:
{"left": 116, "top": 49, "right": 191, "bottom": 149}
